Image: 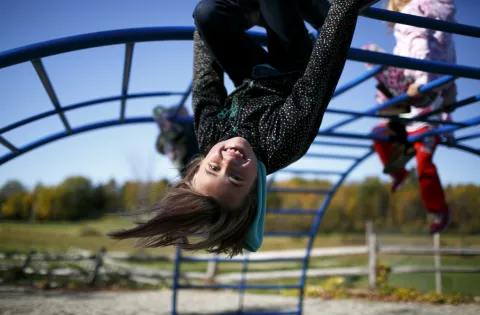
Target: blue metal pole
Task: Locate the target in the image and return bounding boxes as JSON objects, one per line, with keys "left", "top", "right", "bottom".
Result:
{"left": 408, "top": 116, "right": 480, "bottom": 142}
{"left": 238, "top": 252, "right": 250, "bottom": 313}
{"left": 0, "top": 91, "right": 185, "bottom": 135}
{"left": 120, "top": 43, "right": 135, "bottom": 121}
{"left": 348, "top": 48, "right": 480, "bottom": 79}
{"left": 296, "top": 150, "right": 374, "bottom": 314}
{"left": 171, "top": 246, "right": 182, "bottom": 315}
{"left": 362, "top": 7, "right": 480, "bottom": 38}
{"left": 2, "top": 27, "right": 480, "bottom": 77}
{"left": 332, "top": 65, "right": 383, "bottom": 98}
{"left": 327, "top": 108, "right": 466, "bottom": 127}
{"left": 31, "top": 59, "right": 72, "bottom": 133}
{"left": 311, "top": 140, "right": 371, "bottom": 149}
{"left": 323, "top": 75, "right": 455, "bottom": 133}
{"left": 0, "top": 136, "right": 18, "bottom": 153}
{"left": 455, "top": 133, "right": 480, "bottom": 143}
{"left": 0, "top": 27, "right": 196, "bottom": 69}
{"left": 369, "top": 93, "right": 480, "bottom": 136}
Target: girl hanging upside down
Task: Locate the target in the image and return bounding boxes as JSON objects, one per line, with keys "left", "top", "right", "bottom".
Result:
{"left": 109, "top": 0, "right": 375, "bottom": 257}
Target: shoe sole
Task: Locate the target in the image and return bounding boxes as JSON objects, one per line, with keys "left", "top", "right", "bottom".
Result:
{"left": 430, "top": 213, "right": 452, "bottom": 234}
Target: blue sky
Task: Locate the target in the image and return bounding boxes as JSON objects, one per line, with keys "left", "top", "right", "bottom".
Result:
{"left": 0, "top": 0, "right": 479, "bottom": 189}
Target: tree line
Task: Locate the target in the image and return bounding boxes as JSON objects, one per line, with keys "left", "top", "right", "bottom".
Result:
{"left": 1, "top": 171, "right": 479, "bottom": 233}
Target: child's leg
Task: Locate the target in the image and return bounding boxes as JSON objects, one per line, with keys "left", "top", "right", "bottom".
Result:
{"left": 193, "top": 0, "right": 269, "bottom": 86}
{"left": 372, "top": 124, "right": 408, "bottom": 180}
{"left": 297, "top": 0, "right": 332, "bottom": 30}
{"left": 411, "top": 130, "right": 448, "bottom": 214}
{"left": 258, "top": 0, "right": 313, "bottom": 72}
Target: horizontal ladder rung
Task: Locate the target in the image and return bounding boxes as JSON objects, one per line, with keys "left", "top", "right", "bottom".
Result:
{"left": 312, "top": 140, "right": 372, "bottom": 149}
{"left": 304, "top": 153, "right": 359, "bottom": 160}
{"left": 280, "top": 169, "right": 345, "bottom": 176}
{"left": 177, "top": 284, "right": 302, "bottom": 290}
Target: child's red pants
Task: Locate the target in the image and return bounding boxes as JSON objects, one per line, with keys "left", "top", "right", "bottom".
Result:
{"left": 372, "top": 125, "right": 448, "bottom": 214}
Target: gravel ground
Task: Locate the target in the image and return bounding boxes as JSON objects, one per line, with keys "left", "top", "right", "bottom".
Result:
{"left": 0, "top": 290, "right": 479, "bottom": 315}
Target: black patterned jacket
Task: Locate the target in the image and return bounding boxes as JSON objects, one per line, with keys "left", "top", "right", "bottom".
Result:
{"left": 192, "top": 0, "right": 361, "bottom": 175}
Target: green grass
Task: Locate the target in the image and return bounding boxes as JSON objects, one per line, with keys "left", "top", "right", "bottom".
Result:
{"left": 1, "top": 218, "right": 480, "bottom": 296}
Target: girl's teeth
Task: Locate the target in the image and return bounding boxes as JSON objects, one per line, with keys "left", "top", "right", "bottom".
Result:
{"left": 226, "top": 148, "right": 244, "bottom": 158}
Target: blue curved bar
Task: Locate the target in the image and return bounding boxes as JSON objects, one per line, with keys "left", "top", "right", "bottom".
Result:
{"left": 0, "top": 91, "right": 185, "bottom": 134}
{"left": 409, "top": 116, "right": 480, "bottom": 142}
{"left": 327, "top": 108, "right": 466, "bottom": 127}
{"left": 0, "top": 117, "right": 152, "bottom": 165}
{"left": 0, "top": 8, "right": 479, "bottom": 314}
{"left": 348, "top": 49, "right": 480, "bottom": 79}
{"left": 0, "top": 27, "right": 194, "bottom": 69}
{"left": 456, "top": 133, "right": 480, "bottom": 143}
{"left": 296, "top": 149, "right": 374, "bottom": 312}
{"left": 2, "top": 27, "right": 479, "bottom": 80}
{"left": 323, "top": 75, "right": 455, "bottom": 133}
{"left": 369, "top": 93, "right": 480, "bottom": 136}
{"left": 2, "top": 117, "right": 477, "bottom": 166}
{"left": 362, "top": 7, "right": 480, "bottom": 38}
{"left": 333, "top": 65, "right": 383, "bottom": 98}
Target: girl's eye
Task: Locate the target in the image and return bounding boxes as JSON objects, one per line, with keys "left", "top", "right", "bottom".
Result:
{"left": 230, "top": 174, "right": 242, "bottom": 181}
{"left": 209, "top": 164, "right": 220, "bottom": 171}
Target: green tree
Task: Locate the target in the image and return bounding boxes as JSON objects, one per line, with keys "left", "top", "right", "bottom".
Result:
{"left": 1, "top": 191, "right": 32, "bottom": 219}
{"left": 54, "top": 176, "right": 94, "bottom": 220}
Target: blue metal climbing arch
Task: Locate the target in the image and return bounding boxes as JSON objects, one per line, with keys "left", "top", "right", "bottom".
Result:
{"left": 0, "top": 5, "right": 479, "bottom": 315}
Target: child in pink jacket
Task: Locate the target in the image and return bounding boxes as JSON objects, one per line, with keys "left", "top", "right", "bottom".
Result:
{"left": 366, "top": 0, "right": 456, "bottom": 234}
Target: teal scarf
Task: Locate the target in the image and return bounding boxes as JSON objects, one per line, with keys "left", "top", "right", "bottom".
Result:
{"left": 244, "top": 160, "right": 267, "bottom": 252}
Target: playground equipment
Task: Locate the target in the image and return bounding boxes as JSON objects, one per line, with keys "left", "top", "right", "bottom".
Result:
{"left": 0, "top": 5, "right": 479, "bottom": 315}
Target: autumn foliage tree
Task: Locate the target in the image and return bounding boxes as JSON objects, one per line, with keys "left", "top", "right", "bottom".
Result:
{"left": 0, "top": 175, "right": 479, "bottom": 234}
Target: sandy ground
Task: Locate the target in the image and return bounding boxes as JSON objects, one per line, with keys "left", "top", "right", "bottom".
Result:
{"left": 0, "top": 289, "right": 479, "bottom": 315}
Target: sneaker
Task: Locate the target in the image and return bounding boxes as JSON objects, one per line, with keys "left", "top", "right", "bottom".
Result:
{"left": 152, "top": 105, "right": 167, "bottom": 128}
{"left": 383, "top": 144, "right": 416, "bottom": 175}
{"left": 430, "top": 210, "right": 451, "bottom": 234}
{"left": 391, "top": 169, "right": 410, "bottom": 193}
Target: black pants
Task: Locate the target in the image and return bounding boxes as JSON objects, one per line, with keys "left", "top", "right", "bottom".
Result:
{"left": 193, "top": 0, "right": 331, "bottom": 86}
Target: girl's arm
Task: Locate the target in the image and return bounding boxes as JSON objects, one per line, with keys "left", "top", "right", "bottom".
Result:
{"left": 402, "top": 0, "right": 457, "bottom": 96}
{"left": 192, "top": 31, "right": 228, "bottom": 154}
{"left": 262, "top": 0, "right": 362, "bottom": 171}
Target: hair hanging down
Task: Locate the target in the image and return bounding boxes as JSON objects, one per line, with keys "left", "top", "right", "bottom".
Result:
{"left": 108, "top": 156, "right": 258, "bottom": 257}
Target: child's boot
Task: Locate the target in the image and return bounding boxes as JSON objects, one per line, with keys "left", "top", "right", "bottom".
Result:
{"left": 430, "top": 210, "right": 451, "bottom": 234}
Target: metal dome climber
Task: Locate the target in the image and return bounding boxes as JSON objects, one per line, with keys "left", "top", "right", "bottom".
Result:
{"left": 0, "top": 4, "right": 479, "bottom": 315}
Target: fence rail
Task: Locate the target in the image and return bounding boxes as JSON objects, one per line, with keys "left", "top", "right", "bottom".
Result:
{"left": 1, "top": 224, "right": 479, "bottom": 293}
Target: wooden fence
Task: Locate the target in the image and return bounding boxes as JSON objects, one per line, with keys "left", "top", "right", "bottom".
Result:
{"left": 1, "top": 223, "right": 479, "bottom": 293}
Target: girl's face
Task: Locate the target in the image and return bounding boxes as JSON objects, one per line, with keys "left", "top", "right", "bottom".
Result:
{"left": 193, "top": 137, "right": 258, "bottom": 208}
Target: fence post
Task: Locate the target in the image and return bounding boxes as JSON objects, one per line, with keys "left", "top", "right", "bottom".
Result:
{"left": 434, "top": 233, "right": 442, "bottom": 294}
{"left": 367, "top": 221, "right": 377, "bottom": 290}
{"left": 88, "top": 247, "right": 106, "bottom": 287}
{"left": 206, "top": 254, "right": 218, "bottom": 285}
{"left": 22, "top": 250, "right": 36, "bottom": 272}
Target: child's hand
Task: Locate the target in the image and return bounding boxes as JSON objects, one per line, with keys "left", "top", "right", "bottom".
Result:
{"left": 406, "top": 82, "right": 423, "bottom": 99}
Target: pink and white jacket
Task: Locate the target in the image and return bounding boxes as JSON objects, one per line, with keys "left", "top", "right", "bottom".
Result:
{"left": 377, "top": 0, "right": 457, "bottom": 133}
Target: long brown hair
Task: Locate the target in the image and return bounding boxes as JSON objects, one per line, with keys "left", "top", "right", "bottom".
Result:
{"left": 108, "top": 156, "right": 258, "bottom": 257}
